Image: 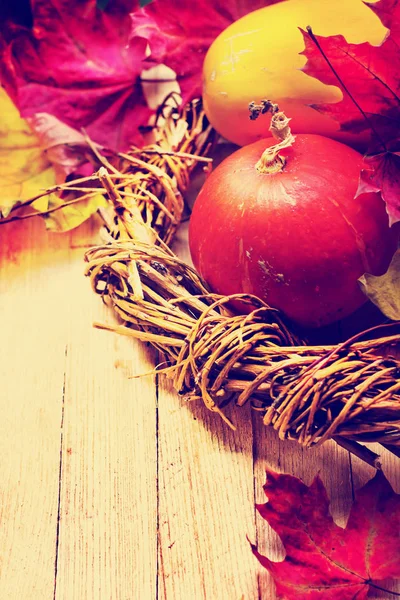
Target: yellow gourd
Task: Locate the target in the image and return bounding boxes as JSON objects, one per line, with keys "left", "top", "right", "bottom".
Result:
{"left": 202, "top": 0, "right": 387, "bottom": 147}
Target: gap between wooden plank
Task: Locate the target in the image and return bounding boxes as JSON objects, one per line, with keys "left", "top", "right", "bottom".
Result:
{"left": 348, "top": 451, "right": 355, "bottom": 503}
{"left": 0, "top": 218, "right": 73, "bottom": 599}
{"left": 251, "top": 410, "right": 262, "bottom": 600}
{"left": 156, "top": 371, "right": 161, "bottom": 600}
{"left": 53, "top": 344, "right": 68, "bottom": 600}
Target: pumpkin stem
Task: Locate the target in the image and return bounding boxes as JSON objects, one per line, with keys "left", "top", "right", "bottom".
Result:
{"left": 249, "top": 100, "right": 295, "bottom": 174}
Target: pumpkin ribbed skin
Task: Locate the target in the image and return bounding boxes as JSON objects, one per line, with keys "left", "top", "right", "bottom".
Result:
{"left": 189, "top": 135, "right": 397, "bottom": 328}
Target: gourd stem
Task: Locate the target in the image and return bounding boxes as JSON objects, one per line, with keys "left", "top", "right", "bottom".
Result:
{"left": 249, "top": 100, "right": 295, "bottom": 174}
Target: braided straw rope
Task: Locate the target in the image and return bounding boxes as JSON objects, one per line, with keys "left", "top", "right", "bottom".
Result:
{"left": 11, "top": 95, "right": 399, "bottom": 466}
{"left": 85, "top": 239, "right": 400, "bottom": 464}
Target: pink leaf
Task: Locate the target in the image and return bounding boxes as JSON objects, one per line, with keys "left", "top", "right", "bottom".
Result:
{"left": 252, "top": 468, "right": 400, "bottom": 599}
{"left": 131, "top": 0, "right": 282, "bottom": 102}
{"left": 1, "top": 0, "right": 151, "bottom": 151}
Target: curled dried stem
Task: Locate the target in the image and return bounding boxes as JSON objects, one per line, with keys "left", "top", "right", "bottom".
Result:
{"left": 249, "top": 100, "right": 295, "bottom": 174}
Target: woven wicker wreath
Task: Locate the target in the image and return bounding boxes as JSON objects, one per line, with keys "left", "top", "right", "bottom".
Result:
{"left": 27, "top": 95, "right": 400, "bottom": 467}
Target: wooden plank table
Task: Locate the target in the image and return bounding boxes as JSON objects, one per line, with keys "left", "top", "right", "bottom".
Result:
{"left": 1, "top": 214, "right": 399, "bottom": 599}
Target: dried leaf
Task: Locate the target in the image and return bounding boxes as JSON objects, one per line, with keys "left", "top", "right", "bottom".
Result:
{"left": 301, "top": 0, "right": 400, "bottom": 224}
{"left": 0, "top": 88, "right": 106, "bottom": 230}
{"left": 131, "top": 0, "right": 281, "bottom": 102}
{"left": 1, "top": 0, "right": 151, "bottom": 152}
{"left": 301, "top": 0, "right": 400, "bottom": 145}
{"left": 28, "top": 113, "right": 101, "bottom": 181}
{"left": 0, "top": 88, "right": 55, "bottom": 218}
{"left": 252, "top": 469, "right": 400, "bottom": 599}
{"left": 356, "top": 151, "right": 400, "bottom": 226}
{"left": 359, "top": 248, "right": 400, "bottom": 321}
{"left": 41, "top": 192, "right": 107, "bottom": 233}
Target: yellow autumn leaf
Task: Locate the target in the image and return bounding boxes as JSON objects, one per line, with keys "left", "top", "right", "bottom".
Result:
{"left": 0, "top": 88, "right": 56, "bottom": 217}
{"left": 42, "top": 193, "right": 107, "bottom": 232}
{"left": 0, "top": 91, "right": 107, "bottom": 231}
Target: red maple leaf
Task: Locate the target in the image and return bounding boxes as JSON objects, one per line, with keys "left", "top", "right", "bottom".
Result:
{"left": 251, "top": 469, "right": 400, "bottom": 599}
{"left": 0, "top": 0, "right": 151, "bottom": 152}
{"left": 131, "top": 0, "right": 282, "bottom": 103}
{"left": 301, "top": 0, "right": 400, "bottom": 225}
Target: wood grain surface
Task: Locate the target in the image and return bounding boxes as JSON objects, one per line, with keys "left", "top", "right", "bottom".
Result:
{"left": 0, "top": 215, "right": 399, "bottom": 600}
